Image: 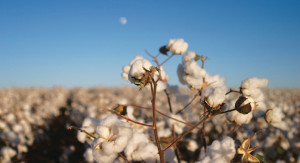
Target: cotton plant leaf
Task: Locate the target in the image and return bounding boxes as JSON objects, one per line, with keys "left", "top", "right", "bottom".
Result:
{"left": 194, "top": 54, "right": 202, "bottom": 61}
{"left": 256, "top": 154, "right": 268, "bottom": 163}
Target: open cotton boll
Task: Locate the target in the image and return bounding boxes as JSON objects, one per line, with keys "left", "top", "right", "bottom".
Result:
{"left": 184, "top": 75, "right": 204, "bottom": 89}
{"left": 265, "top": 108, "right": 288, "bottom": 130}
{"left": 183, "top": 60, "right": 206, "bottom": 77}
{"left": 183, "top": 51, "right": 196, "bottom": 62}
{"left": 77, "top": 117, "right": 100, "bottom": 143}
{"left": 92, "top": 115, "right": 133, "bottom": 162}
{"left": 1, "top": 147, "right": 16, "bottom": 163}
{"left": 158, "top": 65, "right": 169, "bottom": 82}
{"left": 186, "top": 139, "right": 199, "bottom": 152}
{"left": 156, "top": 81, "right": 167, "bottom": 92}
{"left": 242, "top": 88, "right": 265, "bottom": 102}
{"left": 121, "top": 65, "right": 130, "bottom": 80}
{"left": 227, "top": 110, "right": 253, "bottom": 125}
{"left": 158, "top": 128, "right": 172, "bottom": 138}
{"left": 129, "top": 55, "right": 145, "bottom": 65}
{"left": 122, "top": 55, "right": 145, "bottom": 81}
{"left": 84, "top": 148, "right": 94, "bottom": 163}
{"left": 168, "top": 38, "right": 188, "bottom": 54}
{"left": 205, "top": 74, "right": 226, "bottom": 89}
{"left": 177, "top": 64, "right": 188, "bottom": 85}
{"left": 168, "top": 114, "right": 186, "bottom": 134}
{"left": 241, "top": 77, "right": 268, "bottom": 89}
{"left": 128, "top": 59, "right": 153, "bottom": 84}
{"left": 203, "top": 87, "right": 226, "bottom": 108}
{"left": 125, "top": 132, "right": 159, "bottom": 162}
{"left": 225, "top": 101, "right": 253, "bottom": 125}
{"left": 199, "top": 137, "right": 236, "bottom": 163}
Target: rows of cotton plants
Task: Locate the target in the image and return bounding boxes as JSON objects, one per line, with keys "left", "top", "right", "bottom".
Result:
{"left": 0, "top": 87, "right": 69, "bottom": 162}
{"left": 0, "top": 87, "right": 299, "bottom": 162}
{"left": 1, "top": 39, "right": 299, "bottom": 163}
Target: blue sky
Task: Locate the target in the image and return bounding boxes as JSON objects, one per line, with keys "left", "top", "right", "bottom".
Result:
{"left": 0, "top": 0, "right": 299, "bottom": 88}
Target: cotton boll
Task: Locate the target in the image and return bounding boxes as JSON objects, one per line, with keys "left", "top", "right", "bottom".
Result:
{"left": 158, "top": 66, "right": 169, "bottom": 82}
{"left": 92, "top": 115, "right": 133, "bottom": 162}
{"left": 184, "top": 75, "right": 204, "bottom": 89}
{"left": 156, "top": 81, "right": 167, "bottom": 92}
{"left": 177, "top": 64, "right": 188, "bottom": 85}
{"left": 228, "top": 110, "right": 253, "bottom": 125}
{"left": 203, "top": 87, "right": 226, "bottom": 108}
{"left": 168, "top": 38, "right": 189, "bottom": 54}
{"left": 121, "top": 65, "right": 130, "bottom": 80}
{"left": 205, "top": 74, "right": 226, "bottom": 89}
{"left": 183, "top": 60, "right": 206, "bottom": 77}
{"left": 226, "top": 101, "right": 253, "bottom": 125}
{"left": 200, "top": 137, "right": 236, "bottom": 162}
{"left": 78, "top": 117, "right": 100, "bottom": 143}
{"left": 183, "top": 51, "right": 196, "bottom": 62}
{"left": 93, "top": 150, "right": 118, "bottom": 163}
{"left": 265, "top": 108, "right": 288, "bottom": 130}
{"left": 1, "top": 147, "right": 16, "bottom": 163}
{"left": 0, "top": 121, "right": 8, "bottom": 131}
{"left": 125, "top": 132, "right": 159, "bottom": 162}
{"left": 186, "top": 139, "right": 199, "bottom": 152}
{"left": 168, "top": 114, "right": 186, "bottom": 134}
{"left": 84, "top": 148, "right": 94, "bottom": 163}
{"left": 241, "top": 77, "right": 268, "bottom": 89}
{"left": 128, "top": 58, "right": 153, "bottom": 84}
{"left": 158, "top": 128, "right": 172, "bottom": 138}
{"left": 129, "top": 55, "right": 144, "bottom": 65}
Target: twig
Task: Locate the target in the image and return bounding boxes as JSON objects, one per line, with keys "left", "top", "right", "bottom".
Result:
{"left": 160, "top": 54, "right": 175, "bottom": 66}
{"left": 228, "top": 124, "right": 240, "bottom": 136}
{"left": 131, "top": 104, "right": 202, "bottom": 130}
{"left": 164, "top": 89, "right": 173, "bottom": 113}
{"left": 150, "top": 81, "right": 164, "bottom": 162}
{"left": 201, "top": 80, "right": 208, "bottom": 152}
{"left": 67, "top": 126, "right": 95, "bottom": 139}
{"left": 225, "top": 88, "right": 241, "bottom": 95}
{"left": 145, "top": 49, "right": 160, "bottom": 66}
{"left": 201, "top": 56, "right": 208, "bottom": 68}
{"left": 176, "top": 93, "right": 199, "bottom": 114}
{"left": 107, "top": 109, "right": 153, "bottom": 127}
{"left": 172, "top": 125, "right": 181, "bottom": 163}
{"left": 118, "top": 152, "right": 130, "bottom": 163}
{"left": 163, "top": 115, "right": 211, "bottom": 153}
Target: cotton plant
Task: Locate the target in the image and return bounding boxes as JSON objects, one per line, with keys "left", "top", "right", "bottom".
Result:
{"left": 70, "top": 38, "right": 273, "bottom": 163}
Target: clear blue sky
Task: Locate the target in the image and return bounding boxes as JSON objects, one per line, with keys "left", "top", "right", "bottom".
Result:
{"left": 0, "top": 0, "right": 299, "bottom": 88}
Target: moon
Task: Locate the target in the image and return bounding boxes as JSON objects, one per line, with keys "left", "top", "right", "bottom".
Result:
{"left": 119, "top": 17, "right": 127, "bottom": 25}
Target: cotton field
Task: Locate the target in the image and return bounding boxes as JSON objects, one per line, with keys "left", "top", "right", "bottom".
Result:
{"left": 0, "top": 87, "right": 299, "bottom": 163}
{"left": 1, "top": 39, "right": 300, "bottom": 163}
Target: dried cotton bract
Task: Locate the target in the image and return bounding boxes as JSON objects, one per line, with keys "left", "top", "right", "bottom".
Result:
{"left": 237, "top": 138, "right": 260, "bottom": 163}
{"left": 168, "top": 38, "right": 189, "bottom": 54}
